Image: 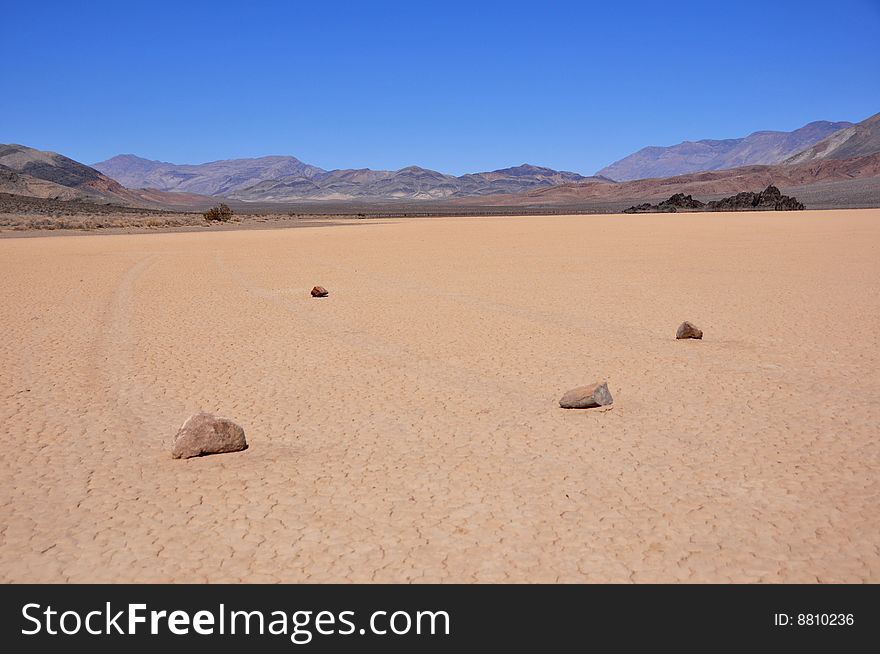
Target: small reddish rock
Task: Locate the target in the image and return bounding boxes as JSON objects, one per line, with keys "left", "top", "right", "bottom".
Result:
{"left": 311, "top": 286, "right": 329, "bottom": 297}
{"left": 676, "top": 321, "right": 703, "bottom": 339}
{"left": 559, "top": 382, "right": 613, "bottom": 409}
{"left": 171, "top": 412, "right": 247, "bottom": 459}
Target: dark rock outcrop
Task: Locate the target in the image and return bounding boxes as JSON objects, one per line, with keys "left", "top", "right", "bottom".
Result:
{"left": 623, "top": 202, "right": 657, "bottom": 214}
{"left": 706, "top": 185, "right": 804, "bottom": 211}
{"left": 625, "top": 193, "right": 705, "bottom": 213}
{"left": 664, "top": 193, "right": 706, "bottom": 210}
{"left": 625, "top": 185, "right": 803, "bottom": 213}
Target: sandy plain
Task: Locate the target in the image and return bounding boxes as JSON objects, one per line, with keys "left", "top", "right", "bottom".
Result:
{"left": 1, "top": 210, "right": 878, "bottom": 583}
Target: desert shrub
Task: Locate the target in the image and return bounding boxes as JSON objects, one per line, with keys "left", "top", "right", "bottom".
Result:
{"left": 204, "top": 203, "right": 234, "bottom": 222}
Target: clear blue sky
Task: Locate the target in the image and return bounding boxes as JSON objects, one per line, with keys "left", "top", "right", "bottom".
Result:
{"left": 3, "top": 0, "right": 879, "bottom": 175}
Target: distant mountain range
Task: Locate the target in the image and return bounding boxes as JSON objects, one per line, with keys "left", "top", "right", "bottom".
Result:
{"left": 597, "top": 120, "right": 853, "bottom": 181}
{"left": 3, "top": 111, "right": 879, "bottom": 211}
{"left": 93, "top": 117, "right": 865, "bottom": 200}
{"left": 229, "top": 164, "right": 601, "bottom": 201}
{"left": 94, "top": 154, "right": 324, "bottom": 195}
{"left": 478, "top": 152, "right": 880, "bottom": 207}
{"left": 464, "top": 111, "right": 880, "bottom": 208}
{"left": 93, "top": 155, "right": 601, "bottom": 201}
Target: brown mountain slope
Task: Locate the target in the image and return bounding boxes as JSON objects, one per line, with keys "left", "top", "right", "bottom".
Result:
{"left": 0, "top": 144, "right": 227, "bottom": 210}
{"left": 784, "top": 112, "right": 880, "bottom": 164}
{"left": 0, "top": 165, "right": 89, "bottom": 201}
{"left": 0, "top": 144, "right": 149, "bottom": 205}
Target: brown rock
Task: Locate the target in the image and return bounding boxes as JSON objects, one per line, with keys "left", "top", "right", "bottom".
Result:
{"left": 171, "top": 412, "right": 248, "bottom": 459}
{"left": 311, "top": 286, "right": 329, "bottom": 297}
{"left": 559, "top": 382, "right": 613, "bottom": 409}
{"left": 676, "top": 321, "right": 703, "bottom": 339}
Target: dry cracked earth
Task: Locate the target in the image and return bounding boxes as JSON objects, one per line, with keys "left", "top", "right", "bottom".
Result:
{"left": 1, "top": 210, "right": 878, "bottom": 582}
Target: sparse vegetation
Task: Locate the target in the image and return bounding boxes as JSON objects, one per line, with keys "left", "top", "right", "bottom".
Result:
{"left": 203, "top": 203, "right": 234, "bottom": 222}
{"left": 0, "top": 192, "right": 208, "bottom": 231}
{"left": 0, "top": 213, "right": 204, "bottom": 231}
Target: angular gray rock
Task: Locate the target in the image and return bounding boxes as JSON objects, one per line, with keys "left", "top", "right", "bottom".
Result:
{"left": 676, "top": 321, "right": 703, "bottom": 339}
{"left": 171, "top": 412, "right": 248, "bottom": 459}
{"left": 559, "top": 382, "right": 613, "bottom": 409}
{"left": 311, "top": 286, "right": 329, "bottom": 297}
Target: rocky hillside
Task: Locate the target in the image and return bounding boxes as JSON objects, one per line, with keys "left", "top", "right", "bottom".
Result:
{"left": 0, "top": 144, "right": 146, "bottom": 205}
{"left": 93, "top": 154, "right": 326, "bottom": 195}
{"left": 597, "top": 120, "right": 853, "bottom": 181}
{"left": 784, "top": 112, "right": 880, "bottom": 164}
{"left": 0, "top": 164, "right": 87, "bottom": 201}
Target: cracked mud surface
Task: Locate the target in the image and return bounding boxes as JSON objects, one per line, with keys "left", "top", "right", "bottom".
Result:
{"left": 1, "top": 210, "right": 878, "bottom": 582}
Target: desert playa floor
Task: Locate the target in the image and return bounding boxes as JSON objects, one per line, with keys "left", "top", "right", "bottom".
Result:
{"left": 1, "top": 210, "right": 878, "bottom": 583}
